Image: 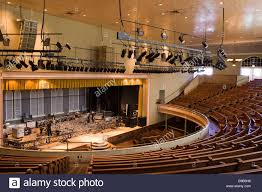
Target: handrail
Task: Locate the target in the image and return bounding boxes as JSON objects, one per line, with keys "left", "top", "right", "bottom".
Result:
{"left": 164, "top": 75, "right": 195, "bottom": 103}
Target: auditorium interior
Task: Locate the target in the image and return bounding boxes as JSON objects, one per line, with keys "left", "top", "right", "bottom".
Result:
{"left": 0, "top": 0, "right": 262, "bottom": 174}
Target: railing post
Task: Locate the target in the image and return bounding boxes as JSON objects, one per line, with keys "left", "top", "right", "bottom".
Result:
{"left": 184, "top": 119, "right": 187, "bottom": 136}
{"left": 165, "top": 114, "right": 168, "bottom": 130}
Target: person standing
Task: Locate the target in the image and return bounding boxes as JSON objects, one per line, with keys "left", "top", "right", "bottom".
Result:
{"left": 47, "top": 121, "right": 52, "bottom": 136}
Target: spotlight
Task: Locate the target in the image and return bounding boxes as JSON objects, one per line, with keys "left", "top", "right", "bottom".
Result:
{"left": 56, "top": 42, "right": 63, "bottom": 51}
{"left": 29, "top": 60, "right": 38, "bottom": 71}
{"left": 202, "top": 41, "right": 208, "bottom": 49}
{"left": 121, "top": 48, "right": 127, "bottom": 58}
{"left": 38, "top": 59, "right": 45, "bottom": 69}
{"left": 46, "top": 60, "right": 52, "bottom": 70}
{"left": 217, "top": 48, "right": 227, "bottom": 59}
{"left": 43, "top": 37, "right": 51, "bottom": 46}
{"left": 161, "top": 52, "right": 166, "bottom": 61}
{"left": 151, "top": 50, "right": 160, "bottom": 60}
{"left": 0, "top": 29, "right": 4, "bottom": 41}
{"left": 148, "top": 53, "right": 160, "bottom": 63}
{"left": 136, "top": 50, "right": 147, "bottom": 62}
{"left": 161, "top": 31, "right": 168, "bottom": 40}
{"left": 127, "top": 49, "right": 134, "bottom": 59}
{"left": 179, "top": 53, "right": 184, "bottom": 64}
{"left": 169, "top": 55, "right": 177, "bottom": 64}
{"left": 214, "top": 60, "right": 227, "bottom": 70}
{"left": 146, "top": 49, "right": 156, "bottom": 60}
{"left": 178, "top": 34, "right": 185, "bottom": 44}
{"left": 166, "top": 52, "right": 173, "bottom": 62}
{"left": 12, "top": 59, "right": 22, "bottom": 69}
{"left": 3, "top": 37, "right": 10, "bottom": 46}
{"left": 65, "top": 43, "right": 71, "bottom": 50}
{"left": 136, "top": 28, "right": 144, "bottom": 36}
{"left": 20, "top": 60, "right": 28, "bottom": 68}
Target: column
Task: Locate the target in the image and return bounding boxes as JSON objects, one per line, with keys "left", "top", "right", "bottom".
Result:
{"left": 138, "top": 85, "right": 143, "bottom": 117}
{"left": 0, "top": 77, "right": 3, "bottom": 146}
{"left": 184, "top": 119, "right": 187, "bottom": 136}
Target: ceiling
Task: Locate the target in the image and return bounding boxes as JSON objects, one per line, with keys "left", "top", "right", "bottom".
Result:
{"left": 3, "top": 0, "right": 262, "bottom": 46}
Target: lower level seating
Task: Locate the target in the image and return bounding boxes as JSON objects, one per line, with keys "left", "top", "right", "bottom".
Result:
{"left": 88, "top": 80, "right": 262, "bottom": 174}
{"left": 0, "top": 155, "right": 70, "bottom": 174}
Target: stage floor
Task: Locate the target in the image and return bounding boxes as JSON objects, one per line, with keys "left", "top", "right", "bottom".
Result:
{"left": 39, "top": 126, "right": 141, "bottom": 151}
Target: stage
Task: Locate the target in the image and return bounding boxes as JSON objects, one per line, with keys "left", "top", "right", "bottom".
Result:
{"left": 39, "top": 126, "right": 141, "bottom": 151}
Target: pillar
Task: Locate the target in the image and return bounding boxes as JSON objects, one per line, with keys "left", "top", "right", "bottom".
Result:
{"left": 0, "top": 77, "right": 3, "bottom": 146}
{"left": 138, "top": 85, "right": 143, "bottom": 117}
{"left": 184, "top": 119, "right": 187, "bottom": 136}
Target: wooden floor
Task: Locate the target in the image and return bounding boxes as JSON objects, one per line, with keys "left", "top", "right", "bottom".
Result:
{"left": 39, "top": 127, "right": 141, "bottom": 151}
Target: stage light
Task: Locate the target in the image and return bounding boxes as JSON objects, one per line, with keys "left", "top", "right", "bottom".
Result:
{"left": 136, "top": 50, "right": 147, "bottom": 62}
{"left": 179, "top": 53, "right": 185, "bottom": 64}
{"left": 56, "top": 42, "right": 63, "bottom": 51}
{"left": 178, "top": 34, "right": 185, "bottom": 44}
{"left": 161, "top": 31, "right": 168, "bottom": 40}
{"left": 217, "top": 48, "right": 227, "bottom": 59}
{"left": 121, "top": 48, "right": 127, "bottom": 58}
{"left": 148, "top": 51, "right": 160, "bottom": 63}
{"left": 166, "top": 52, "right": 173, "bottom": 62}
{"left": 161, "top": 52, "right": 166, "bottom": 61}
{"left": 20, "top": 60, "right": 28, "bottom": 68}
{"left": 0, "top": 29, "right": 4, "bottom": 41}
{"left": 38, "top": 59, "right": 45, "bottom": 69}
{"left": 146, "top": 49, "right": 156, "bottom": 60}
{"left": 65, "top": 43, "right": 71, "bottom": 50}
{"left": 136, "top": 28, "right": 144, "bottom": 36}
{"left": 214, "top": 60, "right": 227, "bottom": 70}
{"left": 127, "top": 49, "right": 134, "bottom": 59}
{"left": 29, "top": 60, "right": 38, "bottom": 71}
{"left": 43, "top": 37, "right": 51, "bottom": 46}
{"left": 12, "top": 59, "right": 22, "bottom": 69}
{"left": 46, "top": 60, "right": 52, "bottom": 70}
{"left": 3, "top": 37, "right": 10, "bottom": 46}
{"left": 169, "top": 55, "right": 178, "bottom": 64}
{"left": 151, "top": 50, "right": 160, "bottom": 60}
{"left": 202, "top": 41, "right": 208, "bottom": 49}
